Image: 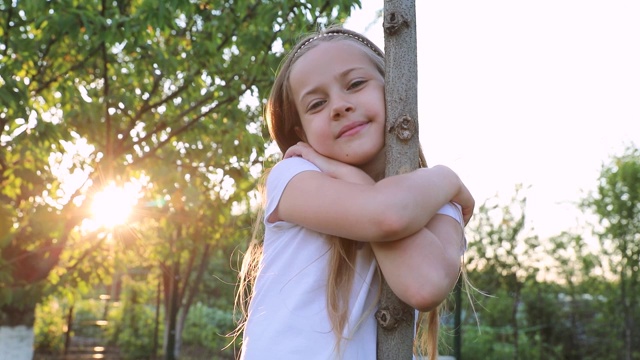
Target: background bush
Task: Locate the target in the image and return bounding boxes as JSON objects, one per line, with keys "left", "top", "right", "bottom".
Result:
{"left": 181, "top": 301, "right": 235, "bottom": 353}
{"left": 34, "top": 298, "right": 67, "bottom": 354}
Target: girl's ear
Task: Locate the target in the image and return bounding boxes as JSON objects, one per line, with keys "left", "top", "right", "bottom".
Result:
{"left": 294, "top": 126, "right": 307, "bottom": 142}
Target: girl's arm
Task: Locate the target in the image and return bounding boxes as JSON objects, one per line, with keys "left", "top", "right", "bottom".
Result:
{"left": 284, "top": 141, "right": 375, "bottom": 185}
{"left": 278, "top": 143, "right": 471, "bottom": 310}
{"left": 371, "top": 215, "right": 464, "bottom": 311}
{"left": 274, "top": 159, "right": 472, "bottom": 243}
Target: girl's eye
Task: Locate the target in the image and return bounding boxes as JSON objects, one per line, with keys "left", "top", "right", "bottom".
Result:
{"left": 348, "top": 79, "right": 366, "bottom": 90}
{"left": 308, "top": 100, "right": 326, "bottom": 111}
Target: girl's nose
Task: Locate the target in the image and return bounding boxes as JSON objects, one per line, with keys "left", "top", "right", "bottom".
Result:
{"left": 331, "top": 100, "right": 354, "bottom": 120}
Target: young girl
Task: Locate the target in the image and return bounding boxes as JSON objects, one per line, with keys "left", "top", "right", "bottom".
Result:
{"left": 236, "top": 27, "right": 474, "bottom": 359}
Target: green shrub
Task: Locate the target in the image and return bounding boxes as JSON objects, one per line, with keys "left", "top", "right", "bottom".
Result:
{"left": 72, "top": 298, "right": 110, "bottom": 339}
{"left": 106, "top": 286, "right": 158, "bottom": 360}
{"left": 182, "top": 302, "right": 235, "bottom": 353}
{"left": 34, "top": 298, "right": 67, "bottom": 354}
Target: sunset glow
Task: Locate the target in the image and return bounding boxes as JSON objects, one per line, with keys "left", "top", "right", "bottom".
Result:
{"left": 90, "top": 183, "right": 139, "bottom": 228}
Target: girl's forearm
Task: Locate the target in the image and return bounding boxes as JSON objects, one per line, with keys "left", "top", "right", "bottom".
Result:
{"left": 371, "top": 215, "right": 464, "bottom": 311}
{"left": 275, "top": 161, "right": 472, "bottom": 244}
{"left": 369, "top": 165, "right": 468, "bottom": 241}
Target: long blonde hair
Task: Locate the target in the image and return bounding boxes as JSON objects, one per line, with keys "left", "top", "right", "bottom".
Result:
{"left": 235, "top": 26, "right": 451, "bottom": 359}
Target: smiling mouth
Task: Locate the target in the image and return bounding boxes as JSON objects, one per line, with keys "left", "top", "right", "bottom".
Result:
{"left": 337, "top": 121, "right": 369, "bottom": 138}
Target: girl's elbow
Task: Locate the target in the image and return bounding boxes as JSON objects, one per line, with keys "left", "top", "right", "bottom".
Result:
{"left": 405, "top": 268, "right": 461, "bottom": 311}
{"left": 370, "top": 211, "right": 412, "bottom": 242}
{"left": 405, "top": 287, "right": 448, "bottom": 312}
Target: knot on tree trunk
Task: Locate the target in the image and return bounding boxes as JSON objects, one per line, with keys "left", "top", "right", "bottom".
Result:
{"left": 388, "top": 115, "right": 416, "bottom": 141}
{"left": 383, "top": 11, "right": 409, "bottom": 35}
{"left": 375, "top": 305, "right": 412, "bottom": 330}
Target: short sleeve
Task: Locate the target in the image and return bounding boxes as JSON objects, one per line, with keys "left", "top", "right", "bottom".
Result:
{"left": 436, "top": 202, "right": 467, "bottom": 254}
{"left": 264, "top": 157, "right": 320, "bottom": 226}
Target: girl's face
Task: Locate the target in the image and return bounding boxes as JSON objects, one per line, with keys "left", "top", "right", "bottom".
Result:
{"left": 289, "top": 40, "right": 386, "bottom": 170}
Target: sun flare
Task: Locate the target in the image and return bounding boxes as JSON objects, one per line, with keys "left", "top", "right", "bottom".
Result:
{"left": 90, "top": 183, "right": 139, "bottom": 228}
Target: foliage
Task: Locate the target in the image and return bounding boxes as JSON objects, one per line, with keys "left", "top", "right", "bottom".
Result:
{"left": 451, "top": 152, "right": 640, "bottom": 360}
{"left": 1, "top": 1, "right": 361, "bottom": 357}
{"left": 581, "top": 144, "right": 640, "bottom": 359}
{"left": 34, "top": 297, "right": 68, "bottom": 354}
{"left": 72, "top": 297, "right": 110, "bottom": 339}
{"left": 463, "top": 184, "right": 541, "bottom": 358}
{"left": 106, "top": 280, "right": 158, "bottom": 360}
{"left": 455, "top": 273, "right": 638, "bottom": 360}
{"left": 181, "top": 302, "right": 235, "bottom": 355}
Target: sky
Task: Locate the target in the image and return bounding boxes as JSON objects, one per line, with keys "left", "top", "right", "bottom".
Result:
{"left": 345, "top": 1, "right": 640, "bottom": 240}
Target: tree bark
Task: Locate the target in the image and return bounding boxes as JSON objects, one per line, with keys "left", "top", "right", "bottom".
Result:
{"left": 164, "top": 258, "right": 180, "bottom": 360}
{"left": 163, "top": 226, "right": 181, "bottom": 360}
{"left": 377, "top": 1, "right": 419, "bottom": 359}
{"left": 174, "top": 242, "right": 212, "bottom": 357}
{"left": 454, "top": 277, "right": 462, "bottom": 360}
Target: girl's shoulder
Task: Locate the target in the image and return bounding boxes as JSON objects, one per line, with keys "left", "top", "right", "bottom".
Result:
{"left": 264, "top": 157, "right": 322, "bottom": 223}
{"left": 272, "top": 156, "right": 320, "bottom": 172}
{"left": 267, "top": 157, "right": 320, "bottom": 184}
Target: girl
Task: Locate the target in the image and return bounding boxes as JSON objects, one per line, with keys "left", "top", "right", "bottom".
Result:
{"left": 236, "top": 27, "right": 474, "bottom": 359}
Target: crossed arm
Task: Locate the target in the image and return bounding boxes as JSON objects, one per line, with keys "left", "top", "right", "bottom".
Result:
{"left": 271, "top": 142, "right": 474, "bottom": 311}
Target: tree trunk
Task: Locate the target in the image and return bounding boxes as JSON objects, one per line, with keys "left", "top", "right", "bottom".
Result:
{"left": 163, "top": 226, "right": 181, "bottom": 360}
{"left": 621, "top": 270, "right": 631, "bottom": 360}
{"left": 454, "top": 277, "right": 463, "bottom": 360}
{"left": 153, "top": 279, "right": 161, "bottom": 360}
{"left": 175, "top": 308, "right": 184, "bottom": 358}
{"left": 173, "top": 242, "right": 212, "bottom": 358}
{"left": 511, "top": 283, "right": 521, "bottom": 360}
{"left": 163, "top": 259, "right": 180, "bottom": 360}
{"left": 377, "top": 1, "right": 419, "bottom": 359}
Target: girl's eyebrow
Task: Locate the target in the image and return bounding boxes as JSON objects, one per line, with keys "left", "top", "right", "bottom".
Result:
{"left": 298, "top": 67, "right": 366, "bottom": 104}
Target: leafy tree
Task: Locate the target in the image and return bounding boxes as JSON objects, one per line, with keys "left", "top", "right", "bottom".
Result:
{"left": 464, "top": 185, "right": 542, "bottom": 360}
{"left": 533, "top": 231, "right": 602, "bottom": 359}
{"left": 582, "top": 145, "right": 640, "bottom": 360}
{"left": 456, "top": 152, "right": 640, "bottom": 360}
{"left": 1, "top": 0, "right": 361, "bottom": 358}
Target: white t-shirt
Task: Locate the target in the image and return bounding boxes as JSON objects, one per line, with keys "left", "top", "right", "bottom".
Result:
{"left": 241, "top": 157, "right": 380, "bottom": 359}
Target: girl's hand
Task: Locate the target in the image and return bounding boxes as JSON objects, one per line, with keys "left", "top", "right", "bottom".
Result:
{"left": 284, "top": 142, "right": 374, "bottom": 184}
{"left": 284, "top": 141, "right": 333, "bottom": 171}
{"left": 422, "top": 165, "right": 475, "bottom": 226}
{"left": 452, "top": 180, "right": 475, "bottom": 225}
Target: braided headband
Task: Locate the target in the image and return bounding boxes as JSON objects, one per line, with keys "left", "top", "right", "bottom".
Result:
{"left": 293, "top": 32, "right": 383, "bottom": 59}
